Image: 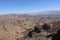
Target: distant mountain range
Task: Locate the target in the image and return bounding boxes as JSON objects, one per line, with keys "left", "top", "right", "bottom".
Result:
{"left": 0, "top": 10, "right": 60, "bottom": 17}
{"left": 34, "top": 10, "right": 60, "bottom": 17}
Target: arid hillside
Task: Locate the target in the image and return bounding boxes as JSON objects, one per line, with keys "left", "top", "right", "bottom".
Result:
{"left": 0, "top": 14, "right": 60, "bottom": 40}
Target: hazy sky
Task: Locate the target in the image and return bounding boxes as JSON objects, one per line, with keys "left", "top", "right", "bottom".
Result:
{"left": 0, "top": 0, "right": 60, "bottom": 14}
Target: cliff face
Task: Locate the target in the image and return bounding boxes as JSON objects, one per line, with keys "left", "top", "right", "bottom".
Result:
{"left": 0, "top": 14, "right": 60, "bottom": 40}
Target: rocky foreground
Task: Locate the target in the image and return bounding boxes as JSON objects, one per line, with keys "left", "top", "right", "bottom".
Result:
{"left": 0, "top": 14, "right": 60, "bottom": 40}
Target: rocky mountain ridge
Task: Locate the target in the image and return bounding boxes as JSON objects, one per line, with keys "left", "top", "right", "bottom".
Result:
{"left": 0, "top": 14, "right": 60, "bottom": 40}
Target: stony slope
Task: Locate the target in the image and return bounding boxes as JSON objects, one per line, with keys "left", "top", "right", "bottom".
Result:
{"left": 0, "top": 14, "right": 60, "bottom": 40}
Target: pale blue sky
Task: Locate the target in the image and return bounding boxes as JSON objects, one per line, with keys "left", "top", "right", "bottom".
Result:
{"left": 0, "top": 0, "right": 60, "bottom": 14}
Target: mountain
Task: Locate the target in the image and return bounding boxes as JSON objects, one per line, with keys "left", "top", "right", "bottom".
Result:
{"left": 36, "top": 10, "right": 60, "bottom": 15}
{"left": 0, "top": 10, "right": 60, "bottom": 40}
{"left": 35, "top": 10, "right": 60, "bottom": 20}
